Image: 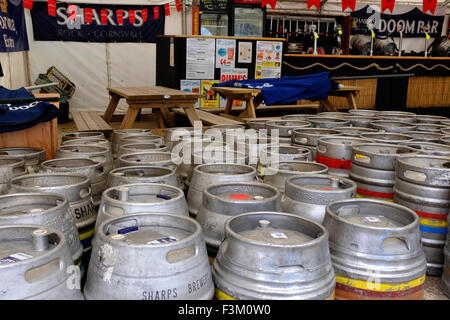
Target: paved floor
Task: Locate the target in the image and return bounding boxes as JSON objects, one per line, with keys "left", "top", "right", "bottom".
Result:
{"left": 59, "top": 119, "right": 449, "bottom": 300}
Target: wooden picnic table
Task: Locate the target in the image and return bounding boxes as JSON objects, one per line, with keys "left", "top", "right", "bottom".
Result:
{"left": 103, "top": 86, "right": 203, "bottom": 129}
{"left": 211, "top": 85, "right": 362, "bottom": 118}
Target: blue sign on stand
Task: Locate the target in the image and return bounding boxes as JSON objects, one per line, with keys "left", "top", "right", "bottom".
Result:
{"left": 31, "top": 2, "right": 165, "bottom": 43}
{"left": 0, "top": 0, "right": 29, "bottom": 52}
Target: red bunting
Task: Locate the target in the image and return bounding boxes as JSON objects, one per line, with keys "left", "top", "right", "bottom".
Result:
{"left": 116, "top": 10, "right": 123, "bottom": 25}
{"left": 153, "top": 7, "right": 159, "bottom": 19}
{"left": 101, "top": 9, "right": 108, "bottom": 25}
{"left": 23, "top": 0, "right": 33, "bottom": 10}
{"left": 128, "top": 10, "right": 136, "bottom": 23}
{"left": 261, "top": 0, "right": 277, "bottom": 9}
{"left": 68, "top": 5, "right": 77, "bottom": 21}
{"left": 164, "top": 3, "right": 170, "bottom": 16}
{"left": 341, "top": 0, "right": 356, "bottom": 11}
{"left": 381, "top": 0, "right": 395, "bottom": 13}
{"left": 84, "top": 8, "right": 93, "bottom": 24}
{"left": 48, "top": 0, "right": 56, "bottom": 16}
{"left": 176, "top": 0, "right": 182, "bottom": 12}
{"left": 307, "top": 0, "right": 320, "bottom": 10}
{"left": 129, "top": 10, "right": 135, "bottom": 23}
{"left": 423, "top": 0, "right": 437, "bottom": 15}
{"left": 142, "top": 8, "right": 148, "bottom": 22}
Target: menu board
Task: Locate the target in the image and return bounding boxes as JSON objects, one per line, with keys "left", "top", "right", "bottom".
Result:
{"left": 186, "top": 38, "right": 216, "bottom": 80}
{"left": 200, "top": 0, "right": 228, "bottom": 12}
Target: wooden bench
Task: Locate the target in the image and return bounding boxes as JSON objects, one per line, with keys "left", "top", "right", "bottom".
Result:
{"left": 319, "top": 86, "right": 362, "bottom": 112}
{"left": 71, "top": 111, "right": 113, "bottom": 134}
{"left": 173, "top": 108, "right": 245, "bottom": 126}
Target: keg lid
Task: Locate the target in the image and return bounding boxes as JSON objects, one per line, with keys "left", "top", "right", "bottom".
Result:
{"left": 107, "top": 225, "right": 188, "bottom": 246}
{"left": 0, "top": 193, "right": 67, "bottom": 217}
{"left": 226, "top": 212, "right": 325, "bottom": 247}
{"left": 369, "top": 120, "right": 416, "bottom": 132}
{"left": 401, "top": 142, "right": 450, "bottom": 156}
{"left": 415, "top": 124, "right": 445, "bottom": 132}
{"left": 360, "top": 132, "right": 414, "bottom": 143}
{"left": 401, "top": 131, "right": 444, "bottom": 142}
{"left": 110, "top": 166, "right": 174, "bottom": 178}
{"left": 105, "top": 183, "right": 182, "bottom": 204}
{"left": 41, "top": 157, "right": 99, "bottom": 169}
{"left": 0, "top": 226, "right": 61, "bottom": 265}
{"left": 263, "top": 160, "right": 328, "bottom": 176}
{"left": 334, "top": 127, "right": 377, "bottom": 136}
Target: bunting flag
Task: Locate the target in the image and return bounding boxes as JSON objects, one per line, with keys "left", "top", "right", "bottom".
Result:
{"left": 153, "top": 7, "right": 159, "bottom": 19}
{"left": 268, "top": 0, "right": 277, "bottom": 8}
{"left": 23, "top": 0, "right": 33, "bottom": 10}
{"left": 129, "top": 9, "right": 135, "bottom": 23}
{"left": 342, "top": 0, "right": 356, "bottom": 11}
{"left": 164, "top": 3, "right": 170, "bottom": 16}
{"left": 423, "top": 0, "right": 437, "bottom": 15}
{"left": 142, "top": 8, "right": 148, "bottom": 22}
{"left": 116, "top": 10, "right": 123, "bottom": 25}
{"left": 176, "top": 0, "right": 182, "bottom": 12}
{"left": 307, "top": 0, "right": 320, "bottom": 10}
{"left": 47, "top": 0, "right": 56, "bottom": 16}
{"left": 381, "top": 0, "right": 395, "bottom": 13}
{"left": 84, "top": 7, "right": 93, "bottom": 23}
{"left": 68, "top": 4, "right": 77, "bottom": 21}
{"left": 100, "top": 9, "right": 108, "bottom": 24}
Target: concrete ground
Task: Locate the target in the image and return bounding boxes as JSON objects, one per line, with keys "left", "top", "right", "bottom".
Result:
{"left": 58, "top": 119, "right": 449, "bottom": 300}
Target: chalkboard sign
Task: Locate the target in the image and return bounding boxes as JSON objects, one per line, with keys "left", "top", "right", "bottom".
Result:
{"left": 200, "top": 0, "right": 228, "bottom": 12}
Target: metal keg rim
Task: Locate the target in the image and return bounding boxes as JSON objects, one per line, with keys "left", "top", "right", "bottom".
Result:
{"left": 0, "top": 157, "right": 25, "bottom": 166}
{"left": 210, "top": 124, "right": 246, "bottom": 130}
{"left": 57, "top": 144, "right": 109, "bottom": 153}
{"left": 344, "top": 115, "right": 378, "bottom": 120}
{"left": 102, "top": 182, "right": 185, "bottom": 205}
{"left": 63, "top": 131, "right": 104, "bottom": 138}
{"left": 63, "top": 138, "right": 110, "bottom": 145}
{"left": 315, "top": 112, "right": 350, "bottom": 118}
{"left": 285, "top": 174, "right": 356, "bottom": 203}
{"left": 262, "top": 145, "right": 311, "bottom": 155}
{"left": 113, "top": 128, "right": 151, "bottom": 134}
{"left": 402, "top": 131, "right": 444, "bottom": 138}
{"left": 318, "top": 136, "right": 372, "bottom": 145}
{"left": 0, "top": 147, "right": 45, "bottom": 156}
{"left": 440, "top": 135, "right": 450, "bottom": 144}
{"left": 370, "top": 119, "right": 417, "bottom": 128}
{"left": 41, "top": 157, "right": 101, "bottom": 169}
{"left": 351, "top": 143, "right": 418, "bottom": 157}
{"left": 118, "top": 151, "right": 177, "bottom": 162}
{"left": 96, "top": 212, "right": 202, "bottom": 248}
{"left": 265, "top": 120, "right": 312, "bottom": 127}
{"left": 8, "top": 172, "right": 91, "bottom": 193}
{"left": 204, "top": 181, "right": 281, "bottom": 206}
{"left": 360, "top": 132, "right": 414, "bottom": 142}
{"left": 399, "top": 141, "right": 450, "bottom": 155}
{"left": 307, "top": 117, "right": 350, "bottom": 124}
{"left": 396, "top": 154, "right": 450, "bottom": 173}
{"left": 325, "top": 198, "right": 419, "bottom": 231}
{"left": 120, "top": 134, "right": 164, "bottom": 141}
{"left": 224, "top": 211, "right": 329, "bottom": 249}
{"left": 334, "top": 127, "right": 378, "bottom": 134}
{"left": 119, "top": 142, "right": 168, "bottom": 151}
{"left": 266, "top": 160, "right": 328, "bottom": 175}
{"left": 0, "top": 192, "right": 69, "bottom": 220}
{"left": 109, "top": 165, "right": 175, "bottom": 177}
{"left": 192, "top": 150, "right": 248, "bottom": 162}
{"left": 376, "top": 111, "right": 417, "bottom": 117}
{"left": 0, "top": 224, "right": 65, "bottom": 268}
{"left": 195, "top": 163, "right": 256, "bottom": 176}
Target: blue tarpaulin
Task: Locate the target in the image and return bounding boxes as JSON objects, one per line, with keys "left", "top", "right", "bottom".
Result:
{"left": 213, "top": 72, "right": 336, "bottom": 105}
{"left": 0, "top": 87, "right": 59, "bottom": 133}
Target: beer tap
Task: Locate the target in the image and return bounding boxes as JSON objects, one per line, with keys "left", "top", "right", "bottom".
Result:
{"left": 423, "top": 26, "right": 430, "bottom": 57}
{"left": 310, "top": 24, "right": 319, "bottom": 55}
{"left": 397, "top": 25, "right": 403, "bottom": 56}
{"left": 367, "top": 22, "right": 375, "bottom": 56}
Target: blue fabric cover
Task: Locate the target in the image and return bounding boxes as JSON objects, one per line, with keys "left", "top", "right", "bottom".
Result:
{"left": 213, "top": 72, "right": 335, "bottom": 105}
{"left": 0, "top": 87, "right": 59, "bottom": 133}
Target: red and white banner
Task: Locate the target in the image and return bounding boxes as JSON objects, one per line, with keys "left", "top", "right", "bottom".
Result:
{"left": 307, "top": 0, "right": 320, "bottom": 10}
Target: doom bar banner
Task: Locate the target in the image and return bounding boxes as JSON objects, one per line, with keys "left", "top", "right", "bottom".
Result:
{"left": 30, "top": 2, "right": 165, "bottom": 43}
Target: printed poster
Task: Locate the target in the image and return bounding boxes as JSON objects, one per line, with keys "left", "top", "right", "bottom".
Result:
{"left": 200, "top": 80, "right": 220, "bottom": 108}
{"left": 220, "top": 69, "right": 248, "bottom": 107}
{"left": 238, "top": 42, "right": 252, "bottom": 63}
{"left": 255, "top": 41, "right": 283, "bottom": 79}
{"left": 215, "top": 39, "right": 236, "bottom": 69}
{"left": 186, "top": 38, "right": 215, "bottom": 79}
{"left": 180, "top": 80, "right": 201, "bottom": 108}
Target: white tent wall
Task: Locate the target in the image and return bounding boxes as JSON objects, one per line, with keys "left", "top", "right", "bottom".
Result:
{"left": 23, "top": 1, "right": 190, "bottom": 114}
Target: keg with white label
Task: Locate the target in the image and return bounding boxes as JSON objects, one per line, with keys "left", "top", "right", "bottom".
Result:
{"left": 197, "top": 182, "right": 281, "bottom": 259}
{"left": 7, "top": 173, "right": 97, "bottom": 252}
{"left": 212, "top": 212, "right": 336, "bottom": 300}
{"left": 107, "top": 166, "right": 179, "bottom": 189}
{"left": 282, "top": 174, "right": 356, "bottom": 224}
{"left": 0, "top": 147, "right": 46, "bottom": 173}
{"left": 95, "top": 183, "right": 189, "bottom": 231}
{"left": 0, "top": 158, "right": 26, "bottom": 194}
{"left": 316, "top": 137, "right": 371, "bottom": 177}
{"left": 0, "top": 225, "right": 84, "bottom": 300}
{"left": 349, "top": 143, "right": 417, "bottom": 201}
{"left": 262, "top": 160, "right": 328, "bottom": 193}
{"left": 187, "top": 164, "right": 257, "bottom": 217}
{"left": 0, "top": 193, "right": 82, "bottom": 266}
{"left": 393, "top": 155, "right": 450, "bottom": 276}
{"left": 84, "top": 213, "right": 214, "bottom": 300}
{"left": 112, "top": 129, "right": 151, "bottom": 154}
{"left": 40, "top": 158, "right": 107, "bottom": 207}
{"left": 323, "top": 199, "right": 427, "bottom": 300}
{"left": 55, "top": 145, "right": 113, "bottom": 175}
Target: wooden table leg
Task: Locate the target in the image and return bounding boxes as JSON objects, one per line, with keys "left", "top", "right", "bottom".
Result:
{"left": 184, "top": 107, "right": 202, "bottom": 127}
{"left": 224, "top": 98, "right": 234, "bottom": 114}
{"left": 120, "top": 106, "right": 140, "bottom": 129}
{"left": 245, "top": 98, "right": 257, "bottom": 118}
{"left": 347, "top": 92, "right": 358, "bottom": 110}
{"left": 319, "top": 99, "right": 337, "bottom": 112}
{"left": 155, "top": 109, "right": 166, "bottom": 128}
{"left": 103, "top": 93, "right": 120, "bottom": 122}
